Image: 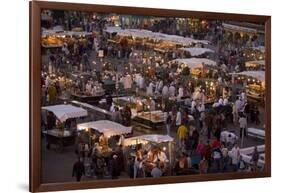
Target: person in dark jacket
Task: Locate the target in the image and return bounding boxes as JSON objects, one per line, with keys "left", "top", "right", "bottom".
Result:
{"left": 46, "top": 112, "right": 56, "bottom": 130}
{"left": 110, "top": 154, "right": 120, "bottom": 179}
{"left": 72, "top": 157, "right": 85, "bottom": 182}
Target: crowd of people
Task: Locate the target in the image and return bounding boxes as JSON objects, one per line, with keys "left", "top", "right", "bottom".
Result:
{"left": 41, "top": 10, "right": 265, "bottom": 182}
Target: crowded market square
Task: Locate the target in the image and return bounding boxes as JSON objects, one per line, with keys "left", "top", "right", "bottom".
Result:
{"left": 40, "top": 10, "right": 266, "bottom": 183}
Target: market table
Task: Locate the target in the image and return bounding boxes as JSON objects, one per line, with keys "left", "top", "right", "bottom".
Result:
{"left": 71, "top": 93, "right": 104, "bottom": 104}
{"left": 42, "top": 129, "right": 75, "bottom": 150}
{"left": 133, "top": 110, "right": 165, "bottom": 130}
{"left": 41, "top": 104, "right": 88, "bottom": 150}
{"left": 247, "top": 128, "right": 265, "bottom": 140}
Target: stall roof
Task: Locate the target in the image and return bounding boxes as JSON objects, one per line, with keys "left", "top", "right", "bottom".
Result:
{"left": 42, "top": 30, "right": 92, "bottom": 37}
{"left": 42, "top": 104, "right": 88, "bottom": 122}
{"left": 231, "top": 70, "right": 265, "bottom": 82}
{"left": 222, "top": 23, "right": 258, "bottom": 34}
{"left": 77, "top": 120, "right": 132, "bottom": 137}
{"left": 245, "top": 60, "right": 265, "bottom": 67}
{"left": 105, "top": 26, "right": 209, "bottom": 45}
{"left": 123, "top": 134, "right": 174, "bottom": 146}
{"left": 251, "top": 46, "right": 265, "bottom": 53}
{"left": 172, "top": 58, "right": 217, "bottom": 68}
{"left": 179, "top": 47, "right": 214, "bottom": 56}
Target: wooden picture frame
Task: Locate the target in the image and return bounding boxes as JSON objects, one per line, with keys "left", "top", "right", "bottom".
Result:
{"left": 30, "top": 1, "right": 271, "bottom": 192}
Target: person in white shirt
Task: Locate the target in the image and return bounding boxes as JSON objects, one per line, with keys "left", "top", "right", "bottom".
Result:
{"left": 177, "top": 87, "right": 184, "bottom": 100}
{"left": 238, "top": 115, "right": 247, "bottom": 138}
{"left": 123, "top": 75, "right": 132, "bottom": 90}
{"left": 169, "top": 84, "right": 176, "bottom": 97}
{"left": 231, "top": 144, "right": 240, "bottom": 171}
{"left": 220, "top": 131, "right": 238, "bottom": 146}
{"left": 85, "top": 81, "right": 92, "bottom": 94}
{"left": 241, "top": 91, "right": 246, "bottom": 103}
{"left": 217, "top": 76, "right": 222, "bottom": 85}
{"left": 110, "top": 103, "right": 115, "bottom": 112}
{"left": 232, "top": 103, "right": 238, "bottom": 124}
{"left": 162, "top": 85, "right": 169, "bottom": 98}
{"left": 223, "top": 97, "right": 229, "bottom": 106}
{"left": 146, "top": 82, "right": 154, "bottom": 96}
{"left": 157, "top": 151, "right": 168, "bottom": 163}
{"left": 186, "top": 154, "right": 192, "bottom": 169}
{"left": 45, "top": 75, "right": 51, "bottom": 87}
{"left": 198, "top": 103, "right": 205, "bottom": 112}
{"left": 176, "top": 109, "right": 182, "bottom": 127}
{"left": 150, "top": 99, "right": 156, "bottom": 111}
{"left": 139, "top": 76, "right": 145, "bottom": 89}
{"left": 235, "top": 97, "right": 243, "bottom": 112}
{"left": 62, "top": 43, "right": 70, "bottom": 55}
{"left": 218, "top": 97, "right": 224, "bottom": 106}
{"left": 191, "top": 100, "right": 196, "bottom": 114}
{"left": 200, "top": 90, "right": 206, "bottom": 104}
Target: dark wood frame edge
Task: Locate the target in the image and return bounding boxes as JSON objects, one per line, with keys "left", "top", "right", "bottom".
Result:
{"left": 29, "top": 1, "right": 271, "bottom": 192}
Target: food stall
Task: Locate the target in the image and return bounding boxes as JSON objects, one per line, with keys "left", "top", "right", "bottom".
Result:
{"left": 69, "top": 72, "right": 105, "bottom": 104}
{"left": 105, "top": 26, "right": 209, "bottom": 49}
{"left": 232, "top": 71, "right": 265, "bottom": 101}
{"left": 123, "top": 134, "right": 174, "bottom": 176}
{"left": 77, "top": 120, "right": 132, "bottom": 152}
{"left": 41, "top": 29, "right": 92, "bottom": 48}
{"left": 77, "top": 120, "right": 132, "bottom": 177}
{"left": 171, "top": 58, "right": 216, "bottom": 77}
{"left": 242, "top": 47, "right": 265, "bottom": 61}
{"left": 133, "top": 110, "right": 165, "bottom": 130}
{"left": 41, "top": 104, "right": 88, "bottom": 149}
{"left": 245, "top": 60, "right": 265, "bottom": 70}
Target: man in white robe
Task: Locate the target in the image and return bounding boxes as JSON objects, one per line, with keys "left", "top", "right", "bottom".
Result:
{"left": 146, "top": 82, "right": 154, "bottom": 96}
{"left": 162, "top": 85, "right": 169, "bottom": 97}
{"left": 169, "top": 85, "right": 176, "bottom": 97}
{"left": 177, "top": 87, "right": 184, "bottom": 100}
{"left": 176, "top": 110, "right": 182, "bottom": 127}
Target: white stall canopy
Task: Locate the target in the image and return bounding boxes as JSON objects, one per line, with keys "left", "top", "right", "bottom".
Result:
{"left": 77, "top": 120, "right": 132, "bottom": 137}
{"left": 231, "top": 71, "right": 265, "bottom": 82}
{"left": 179, "top": 47, "right": 214, "bottom": 56}
{"left": 172, "top": 58, "right": 216, "bottom": 69}
{"left": 222, "top": 23, "right": 258, "bottom": 34}
{"left": 105, "top": 26, "right": 209, "bottom": 46}
{"left": 42, "top": 30, "right": 92, "bottom": 37}
{"left": 42, "top": 104, "right": 88, "bottom": 122}
{"left": 123, "top": 134, "right": 174, "bottom": 146}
